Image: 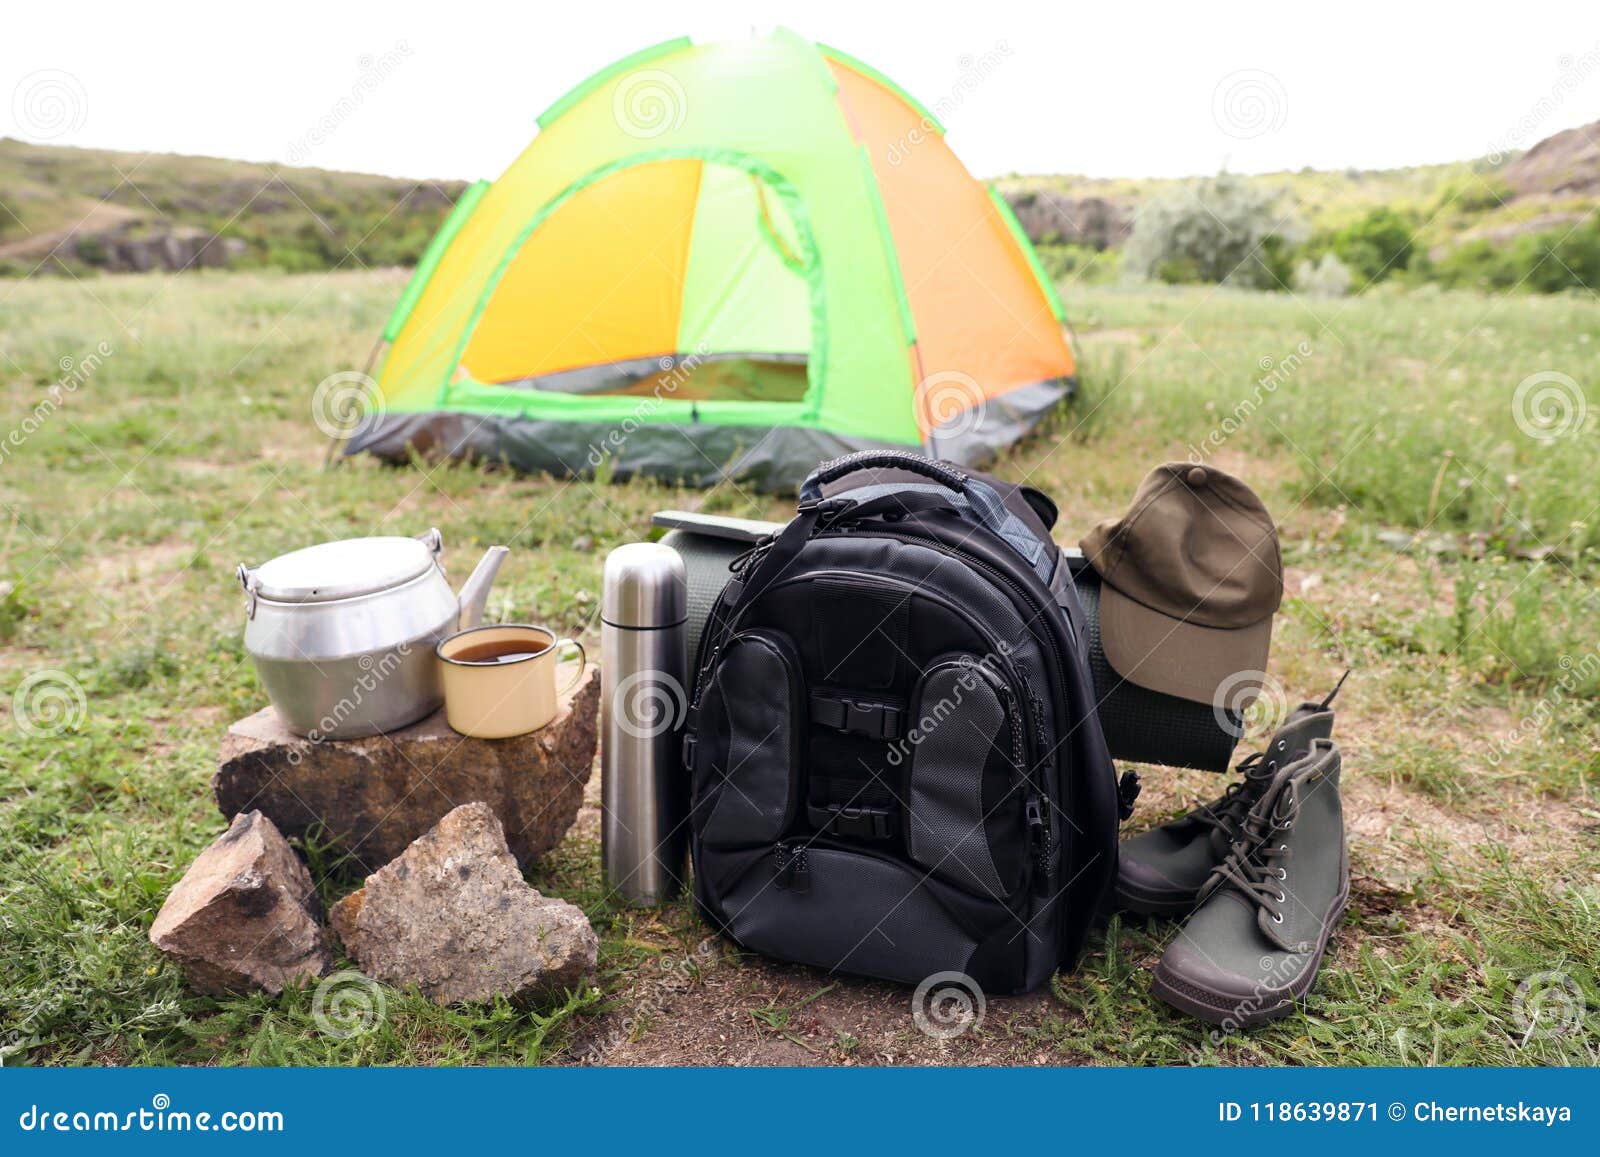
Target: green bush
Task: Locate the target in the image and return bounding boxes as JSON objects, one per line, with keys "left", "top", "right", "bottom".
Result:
{"left": 1036, "top": 243, "right": 1120, "bottom": 286}
{"left": 1329, "top": 206, "right": 1417, "bottom": 284}
{"left": 1294, "top": 251, "right": 1353, "bottom": 297}
{"left": 1431, "top": 217, "right": 1600, "bottom": 293}
{"left": 1433, "top": 174, "right": 1514, "bottom": 215}
{"left": 1122, "top": 173, "right": 1303, "bottom": 290}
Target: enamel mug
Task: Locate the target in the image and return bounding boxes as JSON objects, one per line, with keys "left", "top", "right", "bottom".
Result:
{"left": 435, "top": 624, "right": 586, "bottom": 739}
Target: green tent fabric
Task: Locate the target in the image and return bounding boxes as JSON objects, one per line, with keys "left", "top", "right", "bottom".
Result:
{"left": 348, "top": 29, "right": 1075, "bottom": 490}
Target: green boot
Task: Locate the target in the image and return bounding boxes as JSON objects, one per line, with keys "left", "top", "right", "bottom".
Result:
{"left": 1151, "top": 738, "right": 1348, "bottom": 1026}
{"left": 1115, "top": 702, "right": 1336, "bottom": 916}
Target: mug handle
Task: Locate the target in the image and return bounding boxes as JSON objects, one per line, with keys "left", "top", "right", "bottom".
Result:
{"left": 555, "top": 638, "right": 587, "bottom": 695}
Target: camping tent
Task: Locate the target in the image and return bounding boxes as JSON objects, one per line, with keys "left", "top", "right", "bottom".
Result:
{"left": 348, "top": 29, "right": 1075, "bottom": 490}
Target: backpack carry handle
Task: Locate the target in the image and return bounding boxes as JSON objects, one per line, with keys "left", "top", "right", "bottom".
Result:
{"left": 799, "top": 450, "right": 968, "bottom": 503}
{"left": 802, "top": 450, "right": 1054, "bottom": 583}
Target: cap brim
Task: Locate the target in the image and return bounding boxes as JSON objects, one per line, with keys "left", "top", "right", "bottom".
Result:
{"left": 1099, "top": 583, "right": 1274, "bottom": 705}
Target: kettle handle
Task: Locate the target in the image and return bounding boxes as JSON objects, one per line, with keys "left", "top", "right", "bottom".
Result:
{"left": 416, "top": 528, "right": 444, "bottom": 556}
{"left": 236, "top": 563, "right": 258, "bottom": 619}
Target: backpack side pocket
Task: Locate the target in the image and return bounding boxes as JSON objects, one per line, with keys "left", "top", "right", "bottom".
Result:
{"left": 905, "top": 658, "right": 1029, "bottom": 899}
{"left": 695, "top": 630, "right": 804, "bottom": 848}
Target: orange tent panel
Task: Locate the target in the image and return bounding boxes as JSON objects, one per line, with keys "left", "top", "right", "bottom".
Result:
{"left": 828, "top": 59, "right": 1073, "bottom": 433}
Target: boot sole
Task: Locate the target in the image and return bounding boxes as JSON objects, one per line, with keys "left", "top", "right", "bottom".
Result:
{"left": 1149, "top": 878, "right": 1350, "bottom": 1028}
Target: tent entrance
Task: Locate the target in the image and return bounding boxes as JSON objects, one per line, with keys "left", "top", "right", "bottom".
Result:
{"left": 460, "top": 156, "right": 818, "bottom": 405}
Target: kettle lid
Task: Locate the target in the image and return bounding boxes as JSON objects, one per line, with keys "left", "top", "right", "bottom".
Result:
{"left": 250, "top": 536, "right": 436, "bottom": 603}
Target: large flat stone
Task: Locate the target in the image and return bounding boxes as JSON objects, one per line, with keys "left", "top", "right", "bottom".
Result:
{"left": 330, "top": 802, "right": 597, "bottom": 1005}
{"left": 150, "top": 810, "right": 330, "bottom": 995}
{"left": 215, "top": 664, "right": 597, "bottom": 878}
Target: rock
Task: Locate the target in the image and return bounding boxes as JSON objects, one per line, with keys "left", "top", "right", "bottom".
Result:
{"left": 71, "top": 221, "right": 248, "bottom": 273}
{"left": 330, "top": 802, "right": 597, "bottom": 1005}
{"left": 1502, "top": 117, "right": 1600, "bottom": 198}
{"left": 1003, "top": 188, "right": 1132, "bottom": 250}
{"left": 149, "top": 810, "right": 330, "bottom": 995}
{"left": 215, "top": 663, "right": 598, "bottom": 878}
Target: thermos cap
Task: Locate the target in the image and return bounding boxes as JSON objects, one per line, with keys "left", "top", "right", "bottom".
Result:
{"left": 602, "top": 542, "right": 688, "bottom": 628}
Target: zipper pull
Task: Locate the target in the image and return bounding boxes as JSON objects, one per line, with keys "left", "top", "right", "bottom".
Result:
{"left": 727, "top": 536, "right": 772, "bottom": 576}
{"left": 1026, "top": 796, "right": 1053, "bottom": 879}
{"left": 686, "top": 644, "right": 719, "bottom": 713}
{"left": 774, "top": 843, "right": 810, "bottom": 894}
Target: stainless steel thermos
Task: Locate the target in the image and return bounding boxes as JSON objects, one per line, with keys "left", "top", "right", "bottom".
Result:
{"left": 600, "top": 542, "right": 689, "bottom": 905}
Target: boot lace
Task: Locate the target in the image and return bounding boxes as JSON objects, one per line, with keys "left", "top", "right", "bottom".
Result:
{"left": 1203, "top": 780, "right": 1298, "bottom": 923}
{"left": 1190, "top": 751, "right": 1278, "bottom": 840}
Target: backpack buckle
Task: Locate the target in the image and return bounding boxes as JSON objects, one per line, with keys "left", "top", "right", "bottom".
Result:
{"left": 809, "top": 692, "right": 903, "bottom": 739}
{"left": 1117, "top": 770, "right": 1142, "bottom": 820}
{"left": 820, "top": 805, "right": 895, "bottom": 841}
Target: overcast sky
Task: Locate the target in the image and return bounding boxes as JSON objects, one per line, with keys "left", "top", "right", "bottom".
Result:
{"left": 4, "top": 0, "right": 1597, "bottom": 182}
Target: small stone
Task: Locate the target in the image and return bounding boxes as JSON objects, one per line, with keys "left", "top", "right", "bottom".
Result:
{"left": 214, "top": 665, "right": 597, "bottom": 877}
{"left": 150, "top": 811, "right": 330, "bottom": 996}
{"left": 329, "top": 802, "right": 597, "bottom": 1006}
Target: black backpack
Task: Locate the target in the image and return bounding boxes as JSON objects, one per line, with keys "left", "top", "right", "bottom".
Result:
{"left": 682, "top": 451, "right": 1127, "bottom": 994}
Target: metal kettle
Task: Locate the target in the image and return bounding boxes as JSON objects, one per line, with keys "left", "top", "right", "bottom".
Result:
{"left": 238, "top": 528, "right": 509, "bottom": 739}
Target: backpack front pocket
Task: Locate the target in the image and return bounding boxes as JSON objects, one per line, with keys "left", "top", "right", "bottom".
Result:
{"left": 693, "top": 629, "right": 804, "bottom": 848}
{"left": 903, "top": 657, "right": 1030, "bottom": 899}
{"left": 723, "top": 845, "right": 985, "bottom": 986}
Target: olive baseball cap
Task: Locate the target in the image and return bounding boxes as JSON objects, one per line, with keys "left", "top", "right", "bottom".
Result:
{"left": 1080, "top": 463, "right": 1283, "bottom": 705}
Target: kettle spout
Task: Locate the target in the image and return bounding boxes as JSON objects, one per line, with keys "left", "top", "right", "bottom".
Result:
{"left": 455, "top": 545, "right": 509, "bottom": 629}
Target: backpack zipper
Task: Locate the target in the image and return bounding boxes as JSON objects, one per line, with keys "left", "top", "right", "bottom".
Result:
{"left": 1025, "top": 795, "right": 1054, "bottom": 893}
{"left": 774, "top": 842, "right": 810, "bottom": 893}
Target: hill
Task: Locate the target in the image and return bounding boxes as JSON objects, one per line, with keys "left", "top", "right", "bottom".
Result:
{"left": 994, "top": 159, "right": 1501, "bottom": 251}
{"left": 2, "top": 119, "right": 1596, "bottom": 283}
{"left": 0, "top": 138, "right": 466, "bottom": 275}
{"left": 995, "top": 119, "right": 1599, "bottom": 292}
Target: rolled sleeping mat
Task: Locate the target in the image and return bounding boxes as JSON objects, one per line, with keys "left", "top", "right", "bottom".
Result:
{"left": 656, "top": 526, "right": 761, "bottom": 668}
{"left": 655, "top": 517, "right": 1241, "bottom": 773}
{"left": 1062, "top": 550, "right": 1240, "bottom": 772}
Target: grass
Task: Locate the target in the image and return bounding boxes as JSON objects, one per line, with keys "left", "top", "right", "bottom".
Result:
{"left": 1, "top": 269, "right": 1597, "bottom": 1066}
